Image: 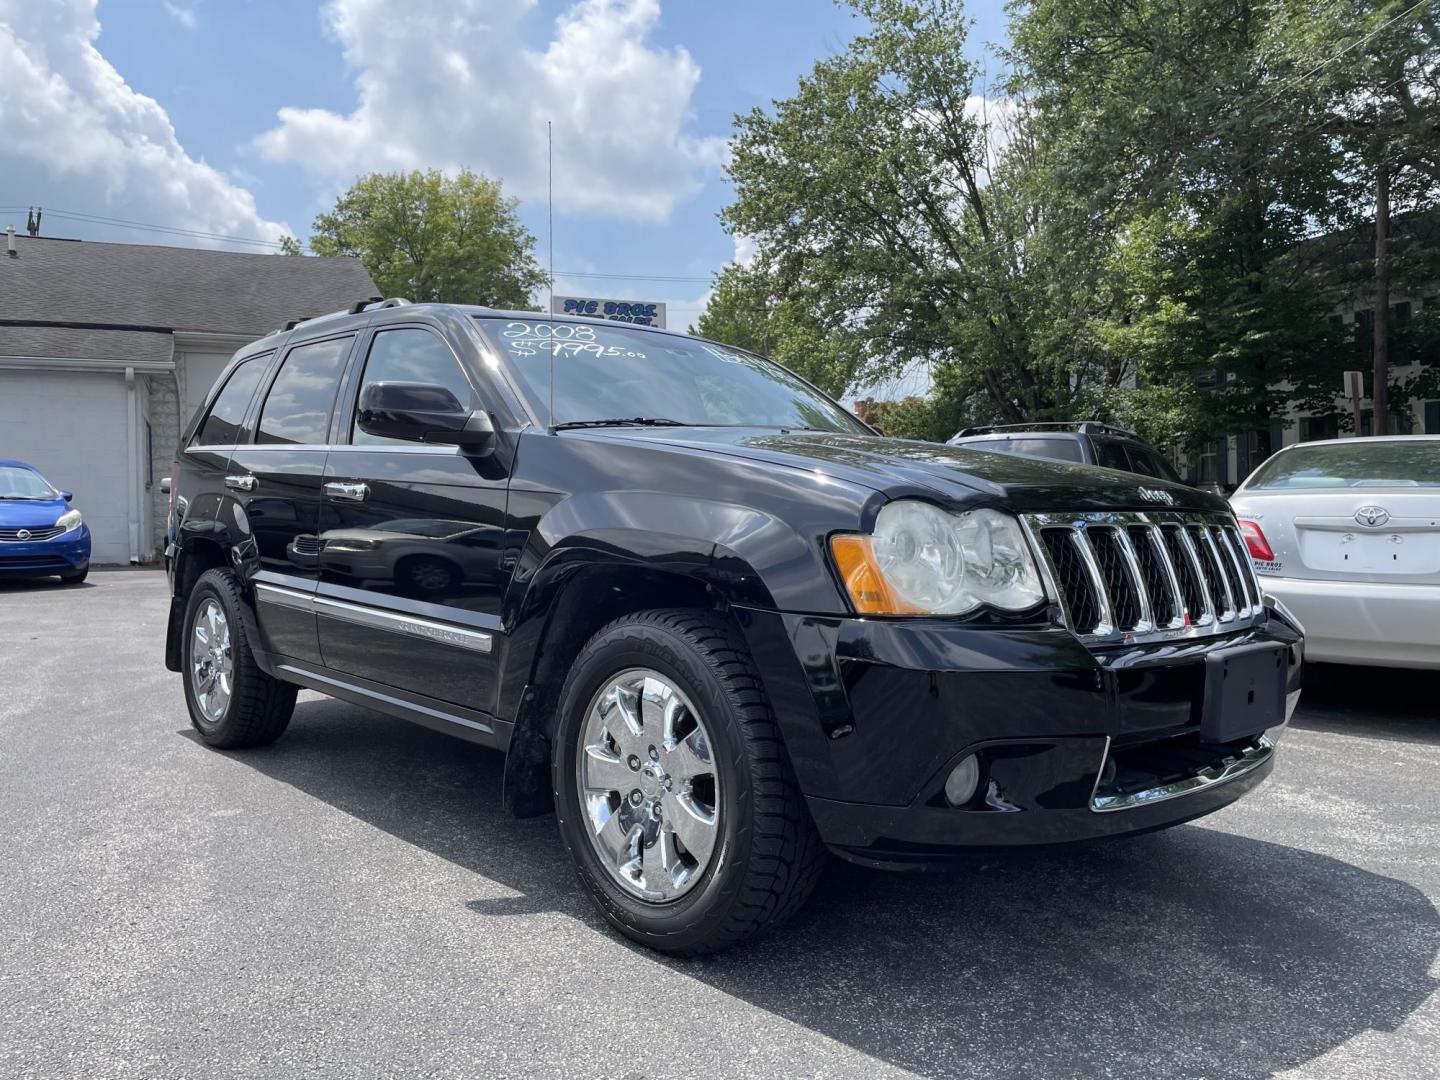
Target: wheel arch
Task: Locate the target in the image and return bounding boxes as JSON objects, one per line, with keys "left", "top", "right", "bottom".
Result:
{"left": 164, "top": 537, "right": 231, "bottom": 671}
{"left": 498, "top": 551, "right": 748, "bottom": 818}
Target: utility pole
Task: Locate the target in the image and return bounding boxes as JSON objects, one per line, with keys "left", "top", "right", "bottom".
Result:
{"left": 1372, "top": 163, "right": 1390, "bottom": 436}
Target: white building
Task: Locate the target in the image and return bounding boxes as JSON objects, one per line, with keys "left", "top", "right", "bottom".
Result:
{"left": 0, "top": 234, "right": 375, "bottom": 564}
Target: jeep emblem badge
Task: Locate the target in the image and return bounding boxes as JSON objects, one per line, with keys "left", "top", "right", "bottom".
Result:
{"left": 1138, "top": 487, "right": 1176, "bottom": 506}
{"left": 1355, "top": 505, "right": 1390, "bottom": 527}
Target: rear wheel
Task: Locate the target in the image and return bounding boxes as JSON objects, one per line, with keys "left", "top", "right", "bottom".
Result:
{"left": 182, "top": 568, "right": 295, "bottom": 748}
{"left": 552, "top": 609, "right": 825, "bottom": 955}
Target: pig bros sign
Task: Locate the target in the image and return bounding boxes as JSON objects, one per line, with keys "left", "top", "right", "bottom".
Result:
{"left": 552, "top": 295, "right": 667, "bottom": 328}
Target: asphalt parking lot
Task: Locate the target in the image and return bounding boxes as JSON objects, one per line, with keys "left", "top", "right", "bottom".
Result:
{"left": 2, "top": 571, "right": 1437, "bottom": 1080}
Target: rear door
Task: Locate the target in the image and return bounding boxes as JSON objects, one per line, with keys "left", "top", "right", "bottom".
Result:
{"left": 227, "top": 331, "right": 357, "bottom": 664}
{"left": 175, "top": 349, "right": 274, "bottom": 558}
{"left": 315, "top": 322, "right": 510, "bottom": 713}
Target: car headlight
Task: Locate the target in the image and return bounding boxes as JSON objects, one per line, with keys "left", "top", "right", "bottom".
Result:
{"left": 55, "top": 509, "right": 83, "bottom": 534}
{"left": 831, "top": 501, "right": 1045, "bottom": 615}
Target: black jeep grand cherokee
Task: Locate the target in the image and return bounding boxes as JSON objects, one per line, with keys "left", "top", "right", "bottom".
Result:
{"left": 165, "top": 299, "right": 1302, "bottom": 954}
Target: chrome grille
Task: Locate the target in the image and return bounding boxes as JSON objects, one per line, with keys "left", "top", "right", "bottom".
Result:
{"left": 0, "top": 525, "right": 65, "bottom": 542}
{"left": 1024, "top": 511, "right": 1265, "bottom": 642}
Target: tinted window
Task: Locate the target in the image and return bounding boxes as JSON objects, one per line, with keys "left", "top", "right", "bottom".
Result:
{"left": 472, "top": 318, "right": 866, "bottom": 433}
{"left": 194, "top": 355, "right": 268, "bottom": 446}
{"left": 1093, "top": 438, "right": 1130, "bottom": 471}
{"left": 1245, "top": 440, "right": 1440, "bottom": 490}
{"left": 256, "top": 337, "right": 353, "bottom": 445}
{"left": 352, "top": 328, "right": 475, "bottom": 445}
{"left": 1001, "top": 437, "right": 1085, "bottom": 463}
{"left": 1124, "top": 444, "right": 1182, "bottom": 483}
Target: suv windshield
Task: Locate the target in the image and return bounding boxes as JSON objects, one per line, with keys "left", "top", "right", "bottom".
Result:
{"left": 1245, "top": 440, "right": 1440, "bottom": 489}
{"left": 0, "top": 465, "right": 57, "bottom": 500}
{"left": 473, "top": 318, "right": 867, "bottom": 433}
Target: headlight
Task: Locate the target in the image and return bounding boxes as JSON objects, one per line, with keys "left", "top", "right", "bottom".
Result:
{"left": 55, "top": 509, "right": 82, "bottom": 533}
{"left": 830, "top": 501, "right": 1045, "bottom": 615}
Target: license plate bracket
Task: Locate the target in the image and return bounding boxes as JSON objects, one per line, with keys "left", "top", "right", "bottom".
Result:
{"left": 1202, "top": 642, "right": 1286, "bottom": 743}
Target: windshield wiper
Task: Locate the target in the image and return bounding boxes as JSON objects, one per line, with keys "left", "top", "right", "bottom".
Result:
{"left": 553, "top": 417, "right": 694, "bottom": 431}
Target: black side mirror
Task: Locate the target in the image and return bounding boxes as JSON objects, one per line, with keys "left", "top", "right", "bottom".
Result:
{"left": 61, "top": 490, "right": 74, "bottom": 502}
{"left": 357, "top": 382, "right": 495, "bottom": 454}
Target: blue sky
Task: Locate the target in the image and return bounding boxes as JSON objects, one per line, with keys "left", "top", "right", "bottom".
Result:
{"left": 3, "top": 0, "right": 1010, "bottom": 329}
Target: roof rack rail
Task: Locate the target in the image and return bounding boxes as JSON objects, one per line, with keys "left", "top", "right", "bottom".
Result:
{"left": 954, "top": 420, "right": 1140, "bottom": 439}
{"left": 277, "top": 296, "right": 412, "bottom": 334}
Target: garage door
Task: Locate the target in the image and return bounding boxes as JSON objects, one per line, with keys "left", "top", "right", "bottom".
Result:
{"left": 0, "top": 370, "right": 132, "bottom": 563}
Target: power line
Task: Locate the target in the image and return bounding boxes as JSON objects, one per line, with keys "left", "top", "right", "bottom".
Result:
{"left": 0, "top": 204, "right": 285, "bottom": 247}
{"left": 555, "top": 269, "right": 713, "bottom": 283}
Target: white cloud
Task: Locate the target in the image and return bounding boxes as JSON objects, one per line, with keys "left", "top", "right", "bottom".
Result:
{"left": 254, "top": 0, "right": 726, "bottom": 222}
{"left": 0, "top": 0, "right": 289, "bottom": 247}
{"left": 162, "top": 1, "right": 197, "bottom": 30}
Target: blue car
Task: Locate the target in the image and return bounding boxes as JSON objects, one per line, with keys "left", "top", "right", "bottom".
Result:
{"left": 0, "top": 460, "right": 91, "bottom": 584}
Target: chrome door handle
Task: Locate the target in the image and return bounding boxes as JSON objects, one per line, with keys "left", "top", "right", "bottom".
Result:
{"left": 224, "top": 474, "right": 257, "bottom": 492}
{"left": 324, "top": 481, "right": 370, "bottom": 502}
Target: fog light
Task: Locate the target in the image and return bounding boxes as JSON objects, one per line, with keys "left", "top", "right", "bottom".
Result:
{"left": 943, "top": 754, "right": 980, "bottom": 807}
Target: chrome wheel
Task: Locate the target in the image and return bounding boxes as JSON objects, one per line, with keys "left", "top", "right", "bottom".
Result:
{"left": 190, "top": 598, "right": 234, "bottom": 724}
{"left": 577, "top": 668, "right": 720, "bottom": 903}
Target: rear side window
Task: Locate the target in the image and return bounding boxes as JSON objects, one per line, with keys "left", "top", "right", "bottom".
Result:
{"left": 1002, "top": 437, "right": 1085, "bottom": 463}
{"left": 193, "top": 354, "right": 269, "bottom": 446}
{"left": 351, "top": 328, "right": 476, "bottom": 445}
{"left": 1124, "top": 444, "right": 1182, "bottom": 483}
{"left": 1093, "top": 438, "right": 1130, "bottom": 471}
{"left": 256, "top": 336, "right": 353, "bottom": 446}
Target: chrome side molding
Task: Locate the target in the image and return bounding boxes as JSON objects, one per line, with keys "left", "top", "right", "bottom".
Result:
{"left": 254, "top": 582, "right": 493, "bottom": 654}
{"left": 1091, "top": 737, "right": 1275, "bottom": 813}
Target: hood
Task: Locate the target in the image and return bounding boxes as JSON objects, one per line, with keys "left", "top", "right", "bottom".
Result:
{"left": 0, "top": 496, "right": 70, "bottom": 528}
{"left": 598, "top": 428, "right": 1224, "bottom": 514}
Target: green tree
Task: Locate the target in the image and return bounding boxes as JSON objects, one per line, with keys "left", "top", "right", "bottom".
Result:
{"left": 277, "top": 235, "right": 304, "bottom": 256}
{"left": 1007, "top": 0, "right": 1438, "bottom": 448}
{"left": 1268, "top": 0, "right": 1440, "bottom": 432}
{"left": 309, "top": 169, "right": 548, "bottom": 308}
{"left": 693, "top": 261, "right": 867, "bottom": 398}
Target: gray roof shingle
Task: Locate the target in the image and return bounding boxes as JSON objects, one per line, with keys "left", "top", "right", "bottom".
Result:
{"left": 1, "top": 235, "right": 378, "bottom": 336}
{"left": 0, "top": 325, "right": 174, "bottom": 363}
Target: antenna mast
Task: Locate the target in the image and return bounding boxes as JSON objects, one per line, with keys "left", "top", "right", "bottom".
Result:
{"left": 547, "top": 119, "right": 556, "bottom": 434}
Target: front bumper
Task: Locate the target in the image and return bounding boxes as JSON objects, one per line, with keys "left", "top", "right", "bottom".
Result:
{"left": 738, "top": 604, "right": 1302, "bottom": 867}
{"left": 0, "top": 526, "right": 91, "bottom": 577}
{"left": 1261, "top": 574, "right": 1440, "bottom": 669}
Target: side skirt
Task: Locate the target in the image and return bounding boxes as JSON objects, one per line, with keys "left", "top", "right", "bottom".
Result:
{"left": 270, "top": 656, "right": 513, "bottom": 752}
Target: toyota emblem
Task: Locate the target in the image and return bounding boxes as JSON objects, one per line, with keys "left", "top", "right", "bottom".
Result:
{"left": 15, "top": 528, "right": 31, "bottom": 540}
{"left": 1354, "top": 506, "right": 1390, "bottom": 528}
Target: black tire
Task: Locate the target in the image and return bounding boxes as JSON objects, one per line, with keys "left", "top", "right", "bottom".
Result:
{"left": 552, "top": 609, "right": 826, "bottom": 955}
{"left": 181, "top": 568, "right": 296, "bottom": 749}
{"left": 59, "top": 568, "right": 88, "bottom": 584}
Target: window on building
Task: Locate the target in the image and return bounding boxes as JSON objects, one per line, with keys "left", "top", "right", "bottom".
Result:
{"left": 1360, "top": 408, "right": 1415, "bottom": 436}
{"left": 350, "top": 328, "right": 476, "bottom": 446}
{"left": 256, "top": 336, "right": 354, "bottom": 446}
{"left": 1300, "top": 415, "right": 1339, "bottom": 442}
{"left": 193, "top": 354, "right": 269, "bottom": 446}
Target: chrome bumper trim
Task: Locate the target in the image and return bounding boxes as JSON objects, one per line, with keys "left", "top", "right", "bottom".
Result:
{"left": 1091, "top": 736, "right": 1274, "bottom": 813}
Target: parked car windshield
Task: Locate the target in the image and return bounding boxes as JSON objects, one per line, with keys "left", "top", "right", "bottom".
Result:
{"left": 0, "top": 465, "right": 57, "bottom": 500}
{"left": 1244, "top": 440, "right": 1440, "bottom": 490}
{"left": 473, "top": 318, "right": 868, "bottom": 433}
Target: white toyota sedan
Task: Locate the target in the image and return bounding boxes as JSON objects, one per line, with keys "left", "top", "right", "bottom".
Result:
{"left": 1230, "top": 435, "right": 1440, "bottom": 669}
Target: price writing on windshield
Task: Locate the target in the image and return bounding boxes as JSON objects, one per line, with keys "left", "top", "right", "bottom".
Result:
{"left": 501, "top": 322, "right": 648, "bottom": 359}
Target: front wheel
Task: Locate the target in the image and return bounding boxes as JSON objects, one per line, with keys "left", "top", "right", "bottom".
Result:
{"left": 552, "top": 609, "right": 825, "bottom": 955}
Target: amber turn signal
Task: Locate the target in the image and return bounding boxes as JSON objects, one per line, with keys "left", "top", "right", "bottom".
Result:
{"left": 829, "top": 534, "right": 926, "bottom": 615}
